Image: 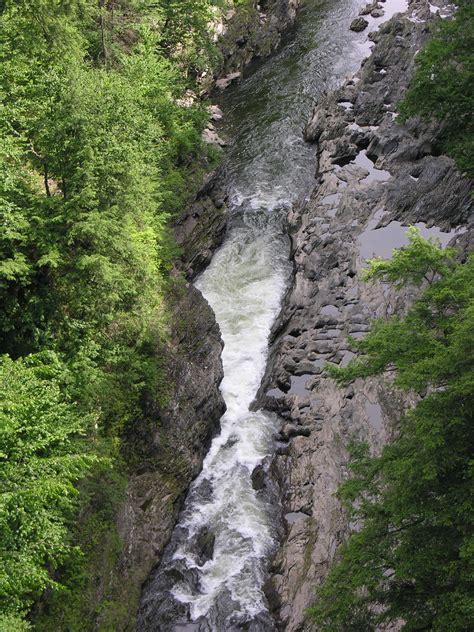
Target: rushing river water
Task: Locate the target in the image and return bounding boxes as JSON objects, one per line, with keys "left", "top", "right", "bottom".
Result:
{"left": 138, "top": 1, "right": 407, "bottom": 629}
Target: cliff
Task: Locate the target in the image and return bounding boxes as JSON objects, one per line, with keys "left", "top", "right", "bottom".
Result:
{"left": 255, "top": 1, "right": 473, "bottom": 629}
{"left": 72, "top": 2, "right": 303, "bottom": 630}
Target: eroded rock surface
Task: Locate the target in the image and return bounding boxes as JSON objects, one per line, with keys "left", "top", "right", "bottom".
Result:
{"left": 350, "top": 16, "right": 369, "bottom": 31}
{"left": 91, "top": 281, "right": 225, "bottom": 632}
{"left": 216, "top": 0, "right": 300, "bottom": 80}
{"left": 174, "top": 174, "right": 229, "bottom": 279}
{"left": 257, "top": 2, "right": 473, "bottom": 630}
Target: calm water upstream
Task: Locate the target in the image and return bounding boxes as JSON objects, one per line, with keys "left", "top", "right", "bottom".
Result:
{"left": 138, "top": 0, "right": 407, "bottom": 629}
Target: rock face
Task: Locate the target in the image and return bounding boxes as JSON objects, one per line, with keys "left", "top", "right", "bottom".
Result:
{"left": 256, "top": 2, "right": 473, "bottom": 630}
{"left": 174, "top": 173, "right": 229, "bottom": 279}
{"left": 93, "top": 280, "right": 225, "bottom": 632}
{"left": 216, "top": 0, "right": 300, "bottom": 80}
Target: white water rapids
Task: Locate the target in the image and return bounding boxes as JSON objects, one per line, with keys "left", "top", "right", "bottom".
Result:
{"left": 171, "top": 214, "right": 291, "bottom": 620}
{"left": 138, "top": 0, "right": 409, "bottom": 628}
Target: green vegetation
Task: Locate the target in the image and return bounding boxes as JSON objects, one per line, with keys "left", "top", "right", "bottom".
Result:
{"left": 0, "top": 0, "right": 234, "bottom": 628}
{"left": 0, "top": 353, "right": 98, "bottom": 629}
{"left": 309, "top": 229, "right": 474, "bottom": 630}
{"left": 399, "top": 0, "right": 474, "bottom": 176}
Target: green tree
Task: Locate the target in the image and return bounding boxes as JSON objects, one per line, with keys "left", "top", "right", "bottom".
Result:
{"left": 0, "top": 0, "right": 224, "bottom": 627}
{"left": 310, "top": 230, "right": 474, "bottom": 630}
{"left": 399, "top": 0, "right": 474, "bottom": 175}
{"left": 0, "top": 0, "right": 209, "bottom": 432}
{"left": 0, "top": 353, "right": 98, "bottom": 627}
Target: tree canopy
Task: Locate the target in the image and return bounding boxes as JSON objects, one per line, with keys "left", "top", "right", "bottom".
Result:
{"left": 0, "top": 0, "right": 227, "bottom": 628}
{"left": 0, "top": 353, "right": 98, "bottom": 629}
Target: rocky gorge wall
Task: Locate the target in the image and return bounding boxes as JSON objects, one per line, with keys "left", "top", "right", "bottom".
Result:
{"left": 255, "top": 1, "right": 473, "bottom": 630}
{"left": 76, "top": 3, "right": 304, "bottom": 631}
{"left": 216, "top": 0, "right": 300, "bottom": 79}
{"left": 83, "top": 1, "right": 473, "bottom": 629}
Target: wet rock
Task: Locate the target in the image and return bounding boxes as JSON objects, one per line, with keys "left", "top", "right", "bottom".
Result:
{"left": 350, "top": 17, "right": 369, "bottom": 32}
{"left": 371, "top": 7, "right": 385, "bottom": 17}
{"left": 214, "top": 0, "right": 301, "bottom": 82}
{"left": 195, "top": 527, "right": 216, "bottom": 565}
{"left": 251, "top": 464, "right": 266, "bottom": 490}
{"left": 359, "top": 1, "right": 378, "bottom": 15}
{"left": 174, "top": 178, "right": 228, "bottom": 279}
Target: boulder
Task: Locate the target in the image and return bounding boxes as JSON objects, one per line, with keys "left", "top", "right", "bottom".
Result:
{"left": 215, "top": 71, "right": 241, "bottom": 90}
{"left": 359, "top": 1, "right": 378, "bottom": 15}
{"left": 251, "top": 464, "right": 266, "bottom": 490}
{"left": 350, "top": 17, "right": 369, "bottom": 32}
{"left": 371, "top": 7, "right": 385, "bottom": 17}
{"left": 195, "top": 527, "right": 215, "bottom": 565}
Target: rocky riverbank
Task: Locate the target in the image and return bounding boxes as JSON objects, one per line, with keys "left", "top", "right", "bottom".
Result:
{"left": 255, "top": 1, "right": 473, "bottom": 630}
{"left": 215, "top": 0, "right": 300, "bottom": 80}
{"left": 82, "top": 3, "right": 305, "bottom": 629}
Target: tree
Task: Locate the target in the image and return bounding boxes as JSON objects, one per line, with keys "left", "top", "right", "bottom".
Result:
{"left": 399, "top": 0, "right": 474, "bottom": 176}
{"left": 310, "top": 230, "right": 474, "bottom": 630}
{"left": 0, "top": 1, "right": 221, "bottom": 626}
{"left": 0, "top": 353, "right": 98, "bottom": 626}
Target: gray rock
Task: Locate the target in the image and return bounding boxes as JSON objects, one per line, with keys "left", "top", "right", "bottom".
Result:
{"left": 254, "top": 2, "right": 473, "bottom": 630}
{"left": 350, "top": 17, "right": 369, "bottom": 32}
{"left": 360, "top": 1, "right": 382, "bottom": 15}
{"left": 195, "top": 527, "right": 216, "bottom": 565}
{"left": 280, "top": 424, "right": 311, "bottom": 441}
{"left": 251, "top": 464, "right": 266, "bottom": 490}
{"left": 371, "top": 7, "right": 385, "bottom": 17}
{"left": 215, "top": 71, "right": 241, "bottom": 90}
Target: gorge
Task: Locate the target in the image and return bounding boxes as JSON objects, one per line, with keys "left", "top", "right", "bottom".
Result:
{"left": 138, "top": 0, "right": 472, "bottom": 630}
{"left": 0, "top": 0, "right": 471, "bottom": 630}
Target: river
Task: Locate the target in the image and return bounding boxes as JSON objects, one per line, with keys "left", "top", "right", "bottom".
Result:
{"left": 138, "top": 0, "right": 406, "bottom": 629}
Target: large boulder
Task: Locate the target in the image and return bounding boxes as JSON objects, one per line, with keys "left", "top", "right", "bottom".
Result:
{"left": 350, "top": 17, "right": 369, "bottom": 32}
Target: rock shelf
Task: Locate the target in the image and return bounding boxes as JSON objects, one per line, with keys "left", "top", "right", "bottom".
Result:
{"left": 257, "top": 1, "right": 473, "bottom": 629}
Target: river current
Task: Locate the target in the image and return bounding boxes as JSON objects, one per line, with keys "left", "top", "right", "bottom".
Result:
{"left": 138, "top": 0, "right": 407, "bottom": 629}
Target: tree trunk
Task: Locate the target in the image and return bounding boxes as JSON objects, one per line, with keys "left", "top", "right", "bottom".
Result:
{"left": 44, "top": 164, "right": 51, "bottom": 197}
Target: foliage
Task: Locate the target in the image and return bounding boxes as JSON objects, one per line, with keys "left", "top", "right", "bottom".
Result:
{"left": 0, "top": 613, "right": 31, "bottom": 632}
{"left": 32, "top": 457, "right": 128, "bottom": 632}
{"left": 0, "top": 353, "right": 98, "bottom": 623}
{"left": 0, "top": 0, "right": 229, "bottom": 627}
{"left": 399, "top": 0, "right": 474, "bottom": 176}
{"left": 310, "top": 230, "right": 474, "bottom": 630}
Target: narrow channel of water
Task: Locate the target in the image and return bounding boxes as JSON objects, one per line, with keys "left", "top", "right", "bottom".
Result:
{"left": 138, "top": 1, "right": 407, "bottom": 629}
